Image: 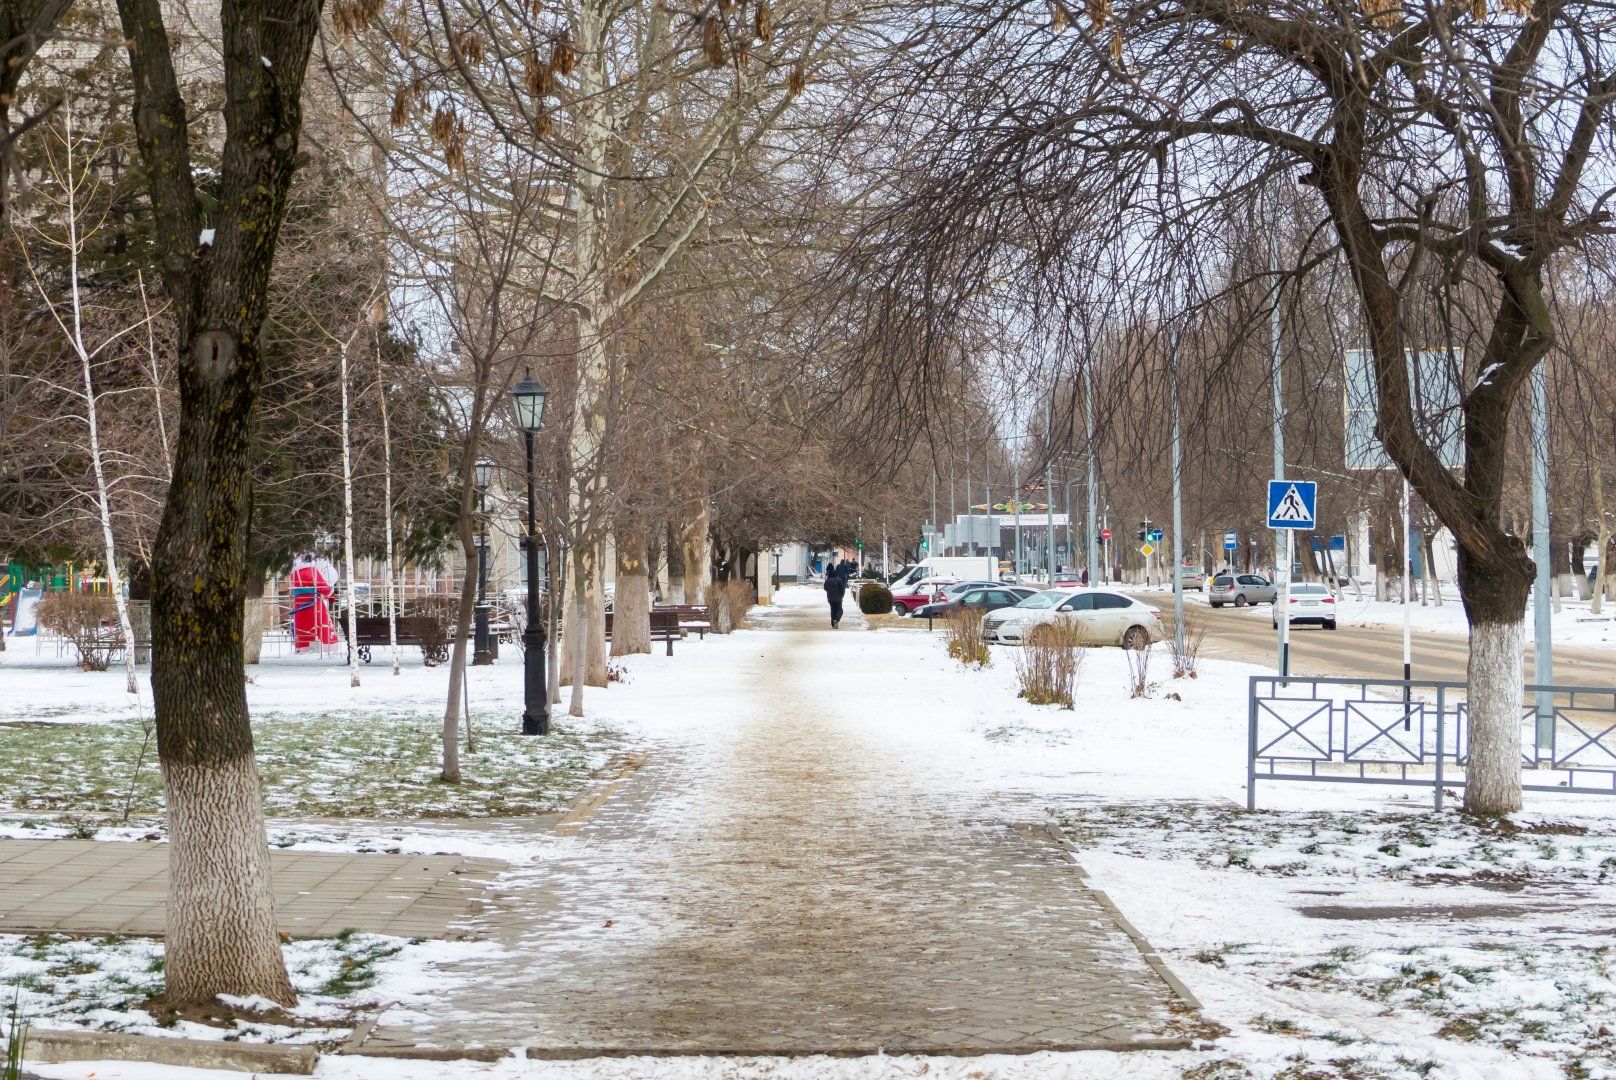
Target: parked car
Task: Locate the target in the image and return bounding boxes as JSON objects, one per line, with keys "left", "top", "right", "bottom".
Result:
{"left": 1209, "top": 573, "right": 1277, "bottom": 607}
{"left": 1273, "top": 582, "right": 1338, "bottom": 629}
{"left": 913, "top": 585, "right": 1037, "bottom": 620}
{"left": 1176, "top": 564, "right": 1206, "bottom": 591}
{"left": 982, "top": 588, "right": 1165, "bottom": 649}
{"left": 890, "top": 577, "right": 959, "bottom": 615}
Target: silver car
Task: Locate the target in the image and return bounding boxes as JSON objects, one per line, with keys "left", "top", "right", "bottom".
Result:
{"left": 1208, "top": 573, "right": 1276, "bottom": 607}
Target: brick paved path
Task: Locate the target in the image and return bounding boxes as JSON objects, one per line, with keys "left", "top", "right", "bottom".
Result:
{"left": 0, "top": 842, "right": 501, "bottom": 938}
{"left": 360, "top": 597, "right": 1194, "bottom": 1058}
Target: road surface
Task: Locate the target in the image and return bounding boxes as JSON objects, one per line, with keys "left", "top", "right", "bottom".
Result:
{"left": 1131, "top": 592, "right": 1614, "bottom": 684}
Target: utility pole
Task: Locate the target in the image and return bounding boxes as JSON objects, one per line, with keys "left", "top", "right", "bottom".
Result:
{"left": 1532, "top": 364, "right": 1553, "bottom": 746}
{"left": 1046, "top": 387, "right": 1055, "bottom": 580}
{"left": 1085, "top": 368, "right": 1099, "bottom": 585}
{"left": 1170, "top": 327, "right": 1185, "bottom": 658}
{"left": 1270, "top": 229, "right": 1287, "bottom": 677}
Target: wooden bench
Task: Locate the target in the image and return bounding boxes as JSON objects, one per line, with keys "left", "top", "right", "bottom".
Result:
{"left": 343, "top": 615, "right": 449, "bottom": 664}
{"left": 654, "top": 604, "right": 711, "bottom": 639}
{"left": 604, "top": 609, "right": 685, "bottom": 655}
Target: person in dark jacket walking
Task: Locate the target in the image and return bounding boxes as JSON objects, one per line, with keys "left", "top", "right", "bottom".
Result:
{"left": 824, "top": 554, "right": 856, "bottom": 628}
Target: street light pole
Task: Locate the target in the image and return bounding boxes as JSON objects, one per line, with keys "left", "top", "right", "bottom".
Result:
{"left": 509, "top": 373, "right": 550, "bottom": 737}
{"left": 472, "top": 459, "right": 494, "bottom": 666}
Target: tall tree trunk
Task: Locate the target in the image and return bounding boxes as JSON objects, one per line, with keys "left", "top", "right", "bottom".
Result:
{"left": 378, "top": 368, "right": 400, "bottom": 675}
{"left": 1593, "top": 463, "right": 1609, "bottom": 616}
{"left": 680, "top": 503, "right": 711, "bottom": 608}
{"left": 1462, "top": 558, "right": 1528, "bottom": 817}
{"left": 612, "top": 517, "right": 651, "bottom": 656}
{"left": 665, "top": 518, "right": 686, "bottom": 604}
{"left": 118, "top": 0, "right": 323, "bottom": 1007}
{"left": 339, "top": 337, "right": 360, "bottom": 688}
{"left": 241, "top": 564, "right": 266, "bottom": 666}
{"left": 440, "top": 550, "right": 475, "bottom": 783}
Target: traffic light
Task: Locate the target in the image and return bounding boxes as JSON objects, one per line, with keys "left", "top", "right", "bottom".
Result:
{"left": 920, "top": 539, "right": 929, "bottom": 551}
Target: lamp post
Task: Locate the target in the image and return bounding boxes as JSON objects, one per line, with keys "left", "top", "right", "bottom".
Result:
{"left": 472, "top": 458, "right": 494, "bottom": 666}
{"left": 509, "top": 373, "right": 550, "bottom": 736}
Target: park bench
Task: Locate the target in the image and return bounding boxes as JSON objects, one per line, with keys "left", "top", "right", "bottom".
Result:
{"left": 605, "top": 608, "right": 685, "bottom": 656}
{"left": 343, "top": 615, "right": 450, "bottom": 665}
{"left": 654, "top": 604, "right": 711, "bottom": 639}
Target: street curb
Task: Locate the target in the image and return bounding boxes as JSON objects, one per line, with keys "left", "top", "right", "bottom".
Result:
{"left": 1030, "top": 821, "right": 1207, "bottom": 1013}
{"left": 23, "top": 1028, "right": 318, "bottom": 1074}
{"left": 519, "top": 1037, "right": 1198, "bottom": 1059}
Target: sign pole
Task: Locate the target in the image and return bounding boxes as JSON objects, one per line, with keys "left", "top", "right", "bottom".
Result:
{"left": 1280, "top": 529, "right": 1292, "bottom": 682}
{"left": 1532, "top": 365, "right": 1554, "bottom": 748}
{"left": 1267, "top": 479, "right": 1316, "bottom": 683}
{"left": 1401, "top": 476, "right": 1412, "bottom": 706}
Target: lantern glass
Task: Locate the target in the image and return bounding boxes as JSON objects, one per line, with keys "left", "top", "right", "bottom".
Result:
{"left": 509, "top": 375, "right": 548, "bottom": 433}
{"left": 475, "top": 459, "right": 493, "bottom": 489}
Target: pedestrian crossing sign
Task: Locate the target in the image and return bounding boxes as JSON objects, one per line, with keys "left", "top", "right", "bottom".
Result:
{"left": 1267, "top": 480, "right": 1318, "bottom": 530}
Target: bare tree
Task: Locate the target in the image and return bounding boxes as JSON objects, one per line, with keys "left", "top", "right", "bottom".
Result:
{"left": 114, "top": 0, "right": 324, "bottom": 1007}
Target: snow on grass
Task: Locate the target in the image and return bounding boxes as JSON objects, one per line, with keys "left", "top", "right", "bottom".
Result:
{"left": 0, "top": 710, "right": 623, "bottom": 826}
{"left": 0, "top": 930, "right": 500, "bottom": 1046}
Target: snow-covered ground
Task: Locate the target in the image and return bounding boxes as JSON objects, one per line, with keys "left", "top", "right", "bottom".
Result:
{"left": 9, "top": 584, "right": 1616, "bottom": 1078}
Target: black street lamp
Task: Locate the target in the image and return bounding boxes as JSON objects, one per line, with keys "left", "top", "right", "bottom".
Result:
{"left": 509, "top": 373, "right": 550, "bottom": 736}
{"left": 472, "top": 458, "right": 495, "bottom": 666}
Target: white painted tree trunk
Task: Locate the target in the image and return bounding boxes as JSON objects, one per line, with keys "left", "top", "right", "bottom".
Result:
{"left": 162, "top": 755, "right": 295, "bottom": 1004}
{"left": 339, "top": 338, "right": 360, "bottom": 688}
{"left": 379, "top": 371, "right": 401, "bottom": 675}
{"left": 1464, "top": 619, "right": 1525, "bottom": 816}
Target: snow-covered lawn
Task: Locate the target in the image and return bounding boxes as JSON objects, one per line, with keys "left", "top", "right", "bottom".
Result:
{"left": 0, "top": 710, "right": 621, "bottom": 825}
{"left": 0, "top": 647, "right": 624, "bottom": 841}
{"left": 0, "top": 930, "right": 499, "bottom": 1047}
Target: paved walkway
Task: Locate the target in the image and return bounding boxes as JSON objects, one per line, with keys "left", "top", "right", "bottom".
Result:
{"left": 358, "top": 595, "right": 1194, "bottom": 1058}
{"left": 0, "top": 842, "right": 502, "bottom": 938}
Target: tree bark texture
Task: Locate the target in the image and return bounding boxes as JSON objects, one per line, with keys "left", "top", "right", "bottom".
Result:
{"left": 117, "top": 0, "right": 323, "bottom": 1007}
{"left": 1464, "top": 619, "right": 1526, "bottom": 816}
{"left": 612, "top": 518, "right": 651, "bottom": 656}
{"left": 665, "top": 518, "right": 686, "bottom": 604}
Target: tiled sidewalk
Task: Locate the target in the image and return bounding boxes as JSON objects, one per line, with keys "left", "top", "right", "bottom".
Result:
{"left": 357, "top": 607, "right": 1196, "bottom": 1058}
{"left": 0, "top": 841, "right": 502, "bottom": 938}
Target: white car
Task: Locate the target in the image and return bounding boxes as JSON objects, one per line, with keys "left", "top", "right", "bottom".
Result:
{"left": 1272, "top": 582, "right": 1339, "bottom": 630}
{"left": 982, "top": 588, "right": 1165, "bottom": 649}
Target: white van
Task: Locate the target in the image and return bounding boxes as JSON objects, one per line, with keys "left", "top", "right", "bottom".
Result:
{"left": 888, "top": 556, "right": 997, "bottom": 593}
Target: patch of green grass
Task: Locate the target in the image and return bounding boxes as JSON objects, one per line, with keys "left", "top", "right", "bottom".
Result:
{"left": 0, "top": 712, "right": 624, "bottom": 822}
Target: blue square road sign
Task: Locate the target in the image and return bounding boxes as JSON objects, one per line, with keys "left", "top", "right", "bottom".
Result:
{"left": 1267, "top": 480, "right": 1317, "bottom": 530}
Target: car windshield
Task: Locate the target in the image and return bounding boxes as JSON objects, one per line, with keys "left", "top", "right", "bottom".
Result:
{"left": 1015, "top": 591, "right": 1068, "bottom": 610}
{"left": 1292, "top": 583, "right": 1329, "bottom": 595}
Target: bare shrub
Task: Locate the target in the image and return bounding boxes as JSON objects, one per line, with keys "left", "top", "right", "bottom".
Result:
{"left": 1126, "top": 642, "right": 1155, "bottom": 699}
{"left": 1164, "top": 610, "right": 1207, "bottom": 679}
{"left": 35, "top": 592, "right": 118, "bottom": 671}
{"left": 1014, "top": 620, "right": 1086, "bottom": 708}
{"left": 944, "top": 606, "right": 990, "bottom": 668}
{"left": 407, "top": 596, "right": 457, "bottom": 665}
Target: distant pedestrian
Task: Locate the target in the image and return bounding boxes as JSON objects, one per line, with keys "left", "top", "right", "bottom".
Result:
{"left": 824, "top": 554, "right": 855, "bottom": 628}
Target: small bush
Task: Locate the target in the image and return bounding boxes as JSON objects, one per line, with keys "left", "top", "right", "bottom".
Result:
{"left": 944, "top": 606, "right": 990, "bottom": 668}
{"left": 1014, "top": 620, "right": 1085, "bottom": 708}
{"left": 34, "top": 592, "right": 118, "bottom": 671}
{"left": 1164, "top": 609, "right": 1207, "bottom": 679}
{"left": 857, "top": 581, "right": 894, "bottom": 615}
{"left": 1126, "top": 642, "right": 1155, "bottom": 698}
{"left": 406, "top": 597, "right": 456, "bottom": 664}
